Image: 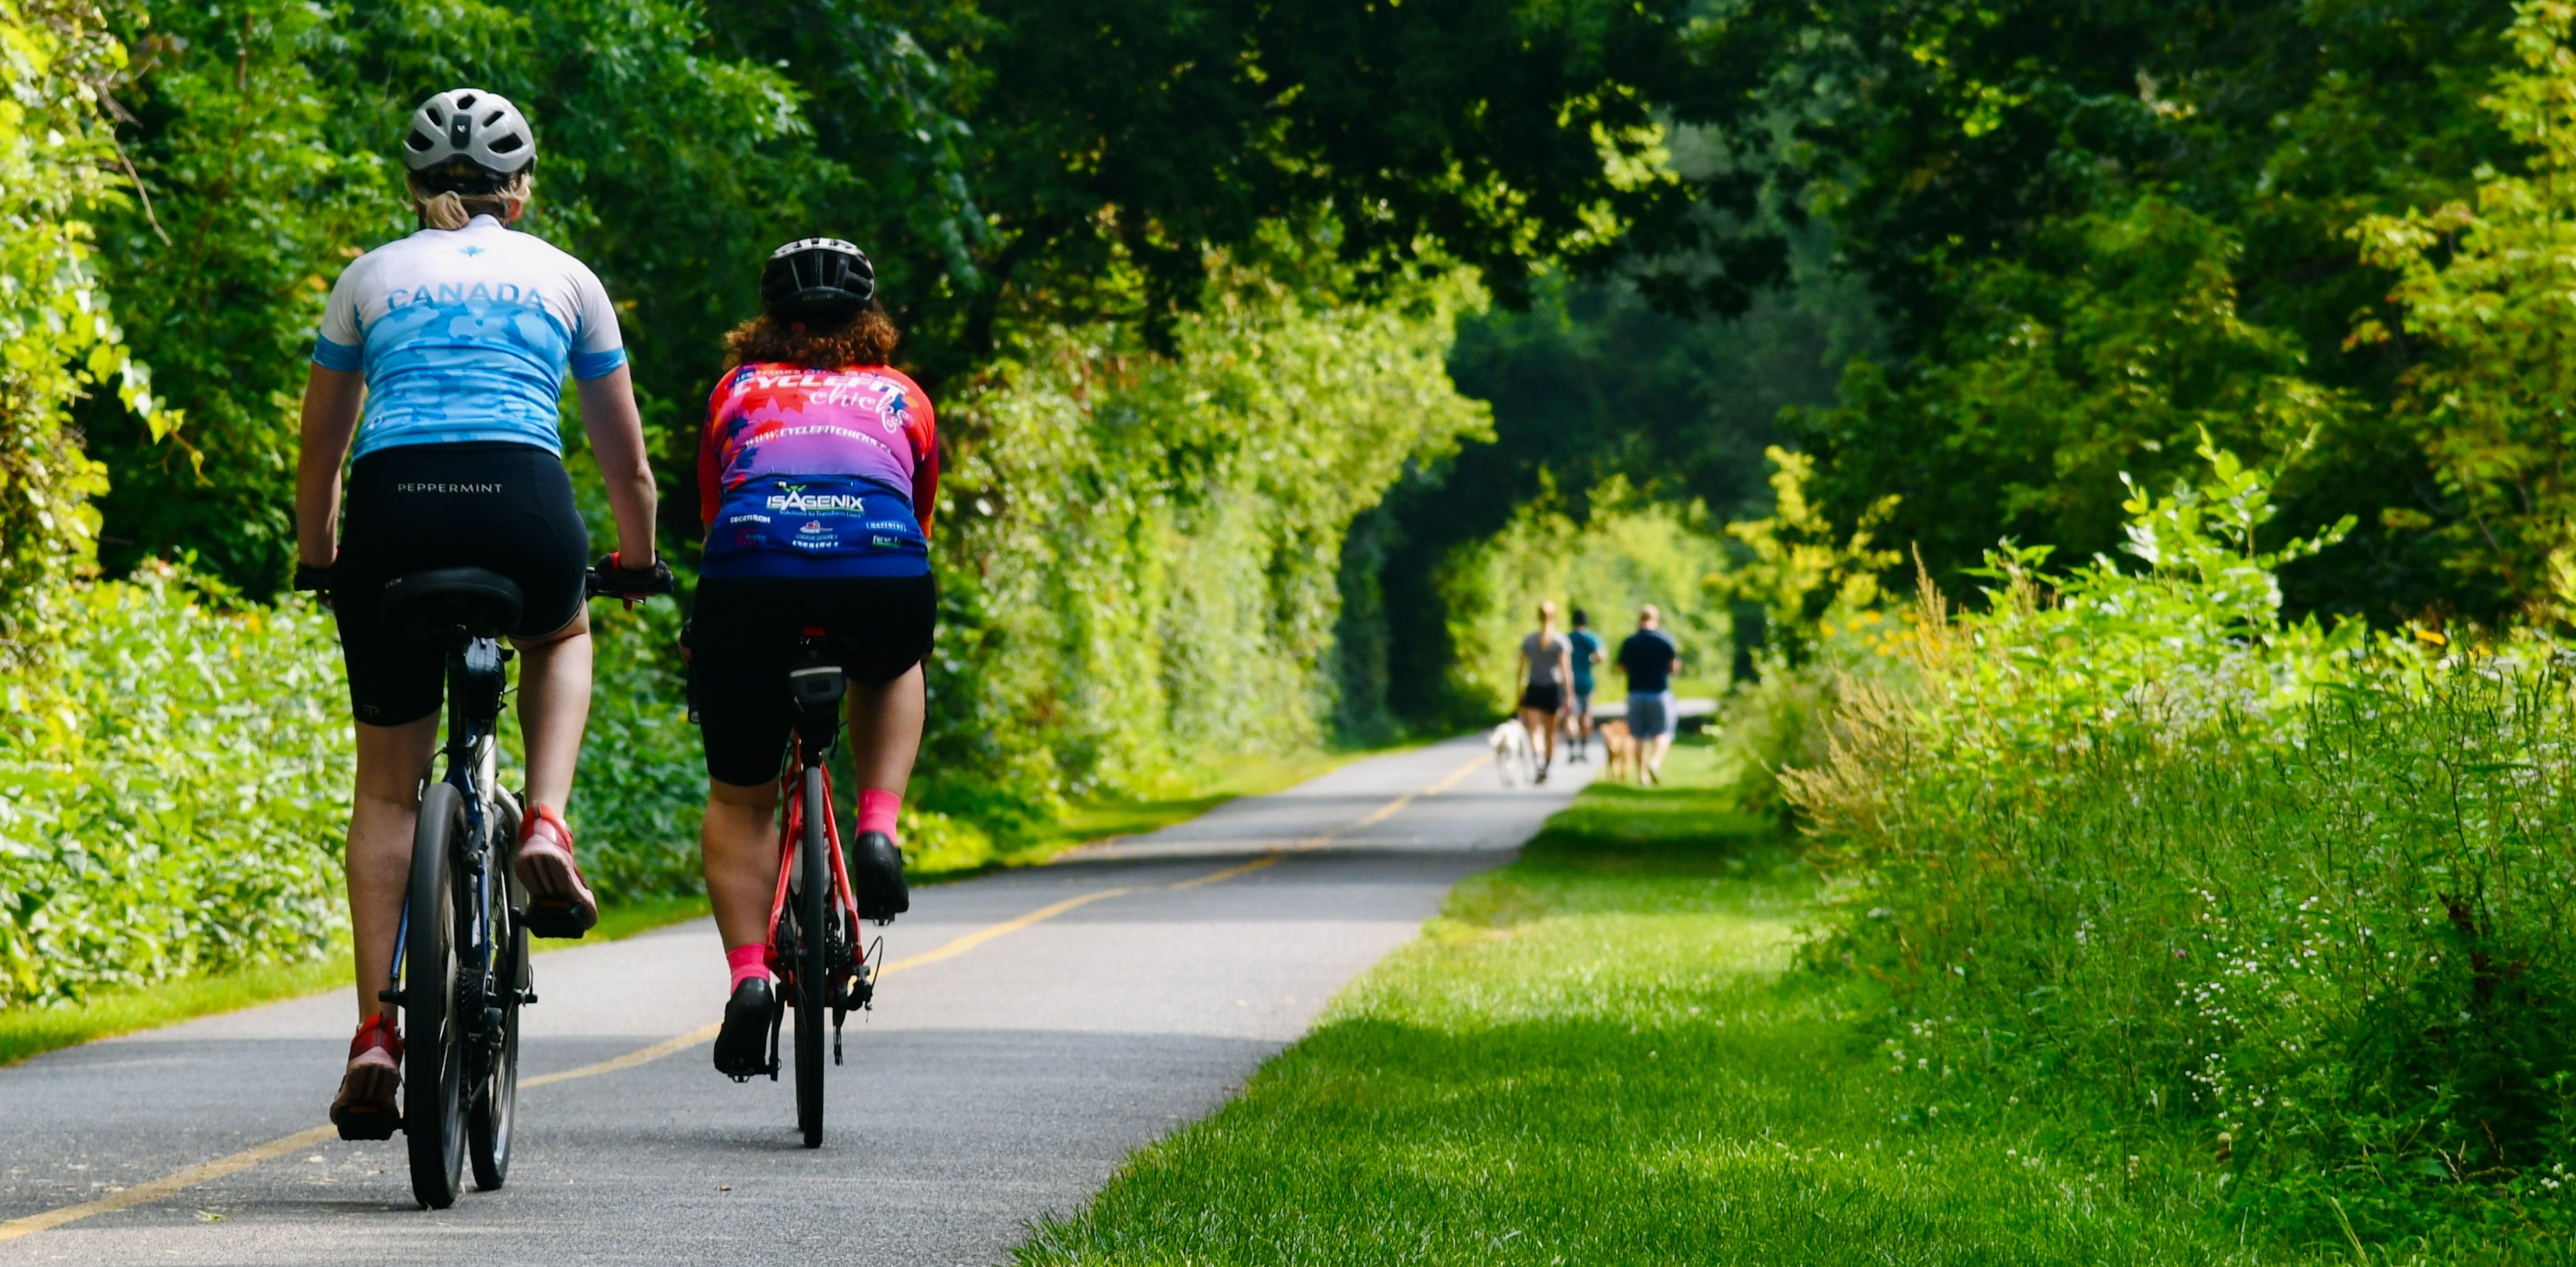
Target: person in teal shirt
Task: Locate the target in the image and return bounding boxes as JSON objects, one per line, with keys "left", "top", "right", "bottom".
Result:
{"left": 1567, "top": 608, "right": 1604, "bottom": 762}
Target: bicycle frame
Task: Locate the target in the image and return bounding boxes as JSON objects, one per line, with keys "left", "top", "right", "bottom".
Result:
{"left": 763, "top": 760, "right": 867, "bottom": 997}
{"left": 757, "top": 634, "right": 876, "bottom": 1091}
{"left": 389, "top": 634, "right": 514, "bottom": 1015}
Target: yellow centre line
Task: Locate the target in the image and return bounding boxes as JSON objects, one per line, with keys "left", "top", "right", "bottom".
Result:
{"left": 0, "top": 1124, "right": 339, "bottom": 1243}
{"left": 1166, "top": 749, "right": 1489, "bottom": 890}
{"left": 518, "top": 888, "right": 1133, "bottom": 1091}
{"left": 0, "top": 747, "right": 1489, "bottom": 1244}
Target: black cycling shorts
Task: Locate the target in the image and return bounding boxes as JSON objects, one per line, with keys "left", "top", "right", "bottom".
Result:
{"left": 691, "top": 572, "right": 938, "bottom": 787}
{"left": 1518, "top": 683, "right": 1564, "bottom": 713}
{"left": 333, "top": 441, "right": 589, "bottom": 726}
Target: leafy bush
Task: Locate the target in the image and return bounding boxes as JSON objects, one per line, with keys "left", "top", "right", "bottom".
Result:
{"left": 924, "top": 264, "right": 1492, "bottom": 806}
{"left": 0, "top": 0, "right": 171, "bottom": 657}
{"left": 1775, "top": 444, "right": 2576, "bottom": 1251}
{"left": 1708, "top": 447, "right": 1912, "bottom": 822}
{"left": 2353, "top": 0, "right": 2576, "bottom": 617}
{"left": 0, "top": 567, "right": 348, "bottom": 1007}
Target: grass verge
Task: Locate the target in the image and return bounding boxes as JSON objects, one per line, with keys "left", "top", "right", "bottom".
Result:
{"left": 1017, "top": 738, "right": 2341, "bottom": 1266}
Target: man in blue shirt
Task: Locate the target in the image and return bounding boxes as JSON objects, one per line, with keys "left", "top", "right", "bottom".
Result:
{"left": 1566, "top": 608, "right": 1604, "bottom": 762}
{"left": 1617, "top": 604, "right": 1682, "bottom": 784}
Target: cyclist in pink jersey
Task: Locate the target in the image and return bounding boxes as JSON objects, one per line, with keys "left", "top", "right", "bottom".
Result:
{"left": 689, "top": 238, "right": 938, "bottom": 1077}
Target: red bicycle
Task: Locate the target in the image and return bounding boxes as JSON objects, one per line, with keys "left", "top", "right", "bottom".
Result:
{"left": 742, "top": 632, "right": 880, "bottom": 1147}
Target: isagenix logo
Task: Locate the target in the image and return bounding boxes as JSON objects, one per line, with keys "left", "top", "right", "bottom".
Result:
{"left": 764, "top": 487, "right": 873, "bottom": 513}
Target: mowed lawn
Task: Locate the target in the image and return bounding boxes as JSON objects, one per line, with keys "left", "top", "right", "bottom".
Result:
{"left": 1018, "top": 739, "right": 2336, "bottom": 1266}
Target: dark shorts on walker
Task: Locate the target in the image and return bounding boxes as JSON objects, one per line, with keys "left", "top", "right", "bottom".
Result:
{"left": 1518, "top": 683, "right": 1564, "bottom": 713}
{"left": 1627, "top": 691, "right": 1676, "bottom": 740}
{"left": 690, "top": 572, "right": 938, "bottom": 786}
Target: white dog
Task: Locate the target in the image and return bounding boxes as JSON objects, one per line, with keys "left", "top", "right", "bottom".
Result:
{"left": 1489, "top": 719, "right": 1536, "bottom": 787}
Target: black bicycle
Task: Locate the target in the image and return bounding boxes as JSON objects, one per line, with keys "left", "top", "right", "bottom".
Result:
{"left": 376, "top": 558, "right": 669, "bottom": 1208}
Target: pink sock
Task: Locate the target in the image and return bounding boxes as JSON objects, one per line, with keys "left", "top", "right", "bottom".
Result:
{"left": 859, "top": 788, "right": 902, "bottom": 841}
{"left": 726, "top": 943, "right": 769, "bottom": 992}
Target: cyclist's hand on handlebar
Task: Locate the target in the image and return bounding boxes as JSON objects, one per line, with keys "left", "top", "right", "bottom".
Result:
{"left": 292, "top": 561, "right": 336, "bottom": 610}
{"left": 588, "top": 551, "right": 674, "bottom": 609}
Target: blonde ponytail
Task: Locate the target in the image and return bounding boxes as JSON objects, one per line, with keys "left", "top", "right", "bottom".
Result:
{"left": 407, "top": 169, "right": 533, "bottom": 231}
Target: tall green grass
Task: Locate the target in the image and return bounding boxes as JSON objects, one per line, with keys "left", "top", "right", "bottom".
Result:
{"left": 1775, "top": 446, "right": 2576, "bottom": 1253}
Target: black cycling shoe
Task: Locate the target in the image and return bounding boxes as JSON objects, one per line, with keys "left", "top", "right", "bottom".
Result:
{"left": 713, "top": 977, "right": 775, "bottom": 1081}
{"left": 851, "top": 831, "right": 909, "bottom": 921}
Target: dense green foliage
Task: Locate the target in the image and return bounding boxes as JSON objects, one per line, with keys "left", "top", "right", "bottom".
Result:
{"left": 2355, "top": 1, "right": 2576, "bottom": 616}
{"left": 928, "top": 267, "right": 1490, "bottom": 810}
{"left": 0, "top": 0, "right": 167, "bottom": 658}
{"left": 1674, "top": 0, "right": 2540, "bottom": 619}
{"left": 0, "top": 568, "right": 346, "bottom": 1008}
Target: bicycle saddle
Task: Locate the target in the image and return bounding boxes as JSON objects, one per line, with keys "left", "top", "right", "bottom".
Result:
{"left": 381, "top": 567, "right": 524, "bottom": 640}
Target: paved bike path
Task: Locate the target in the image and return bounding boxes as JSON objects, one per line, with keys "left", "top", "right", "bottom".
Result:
{"left": 0, "top": 735, "right": 1592, "bottom": 1265}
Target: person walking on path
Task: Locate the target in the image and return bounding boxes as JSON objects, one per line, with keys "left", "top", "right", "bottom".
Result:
{"left": 1515, "top": 601, "right": 1575, "bottom": 783}
{"left": 1566, "top": 607, "right": 1604, "bottom": 763}
{"left": 1618, "top": 604, "right": 1682, "bottom": 784}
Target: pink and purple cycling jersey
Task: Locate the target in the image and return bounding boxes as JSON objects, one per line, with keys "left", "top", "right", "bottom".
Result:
{"left": 697, "top": 362, "right": 940, "bottom": 578}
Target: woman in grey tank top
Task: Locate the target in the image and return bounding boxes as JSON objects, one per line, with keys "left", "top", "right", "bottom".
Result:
{"left": 1516, "top": 601, "right": 1573, "bottom": 781}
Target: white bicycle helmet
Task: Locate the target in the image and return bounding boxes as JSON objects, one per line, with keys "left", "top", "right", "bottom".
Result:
{"left": 402, "top": 88, "right": 535, "bottom": 191}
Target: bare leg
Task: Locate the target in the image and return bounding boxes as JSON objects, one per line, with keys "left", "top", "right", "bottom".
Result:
{"left": 348, "top": 717, "right": 440, "bottom": 1020}
{"left": 848, "top": 663, "right": 926, "bottom": 796}
{"left": 702, "top": 663, "right": 925, "bottom": 951}
{"left": 510, "top": 609, "right": 591, "bottom": 897}
{"left": 702, "top": 779, "right": 779, "bottom": 952}
{"left": 502, "top": 607, "right": 590, "bottom": 906}
{"left": 1648, "top": 734, "right": 1674, "bottom": 780}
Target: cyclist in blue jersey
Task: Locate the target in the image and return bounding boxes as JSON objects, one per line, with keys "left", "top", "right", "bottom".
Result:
{"left": 293, "top": 89, "right": 664, "bottom": 1138}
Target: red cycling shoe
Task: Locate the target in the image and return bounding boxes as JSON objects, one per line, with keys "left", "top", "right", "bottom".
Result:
{"left": 515, "top": 803, "right": 599, "bottom": 939}
{"left": 330, "top": 1013, "right": 403, "bottom": 1140}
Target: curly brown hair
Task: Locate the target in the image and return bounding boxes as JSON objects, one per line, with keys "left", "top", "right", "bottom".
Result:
{"left": 723, "top": 307, "right": 902, "bottom": 370}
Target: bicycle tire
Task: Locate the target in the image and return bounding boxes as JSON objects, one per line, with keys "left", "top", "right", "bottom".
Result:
{"left": 468, "top": 854, "right": 525, "bottom": 1191}
{"left": 405, "top": 783, "right": 468, "bottom": 1210}
{"left": 795, "top": 764, "right": 830, "bottom": 1148}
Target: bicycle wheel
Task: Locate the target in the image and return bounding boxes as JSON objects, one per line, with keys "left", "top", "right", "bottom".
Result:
{"left": 794, "top": 764, "right": 830, "bottom": 1148}
{"left": 468, "top": 850, "right": 525, "bottom": 1191}
{"left": 405, "top": 783, "right": 468, "bottom": 1210}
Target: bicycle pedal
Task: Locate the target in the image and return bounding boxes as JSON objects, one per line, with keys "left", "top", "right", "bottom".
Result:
{"left": 334, "top": 1110, "right": 400, "bottom": 1142}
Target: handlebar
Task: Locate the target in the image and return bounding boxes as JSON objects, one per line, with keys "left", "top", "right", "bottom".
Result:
{"left": 586, "top": 553, "right": 675, "bottom": 602}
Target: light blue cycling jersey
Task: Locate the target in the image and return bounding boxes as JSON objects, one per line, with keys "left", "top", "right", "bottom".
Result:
{"left": 311, "top": 215, "right": 626, "bottom": 460}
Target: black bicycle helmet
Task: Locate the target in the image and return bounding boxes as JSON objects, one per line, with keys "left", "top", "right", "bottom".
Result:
{"left": 760, "top": 238, "right": 875, "bottom": 325}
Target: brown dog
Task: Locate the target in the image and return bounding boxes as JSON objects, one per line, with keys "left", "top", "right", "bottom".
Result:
{"left": 1597, "top": 717, "right": 1640, "bottom": 784}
